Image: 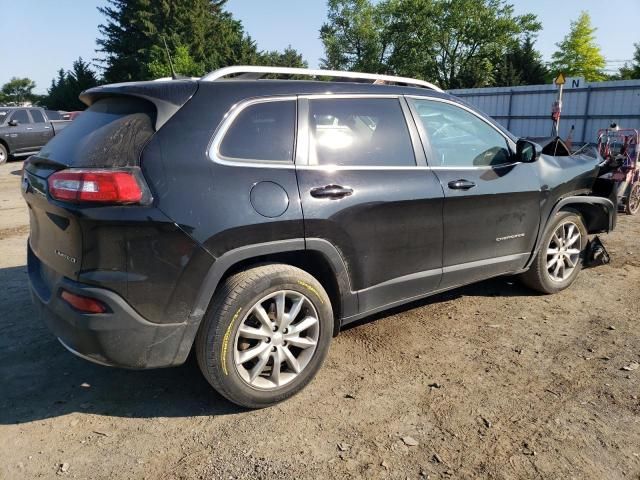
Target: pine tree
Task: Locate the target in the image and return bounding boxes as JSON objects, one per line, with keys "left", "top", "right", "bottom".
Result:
{"left": 96, "top": 0, "right": 260, "bottom": 83}
{"left": 617, "top": 43, "right": 640, "bottom": 80}
{"left": 496, "top": 35, "right": 548, "bottom": 86}
{"left": 45, "top": 59, "right": 99, "bottom": 111}
{"left": 550, "top": 11, "right": 606, "bottom": 82}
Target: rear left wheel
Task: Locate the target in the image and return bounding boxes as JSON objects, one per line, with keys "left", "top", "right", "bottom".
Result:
{"left": 195, "top": 264, "right": 333, "bottom": 408}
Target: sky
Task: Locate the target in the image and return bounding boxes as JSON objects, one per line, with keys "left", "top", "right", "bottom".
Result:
{"left": 1, "top": 0, "right": 638, "bottom": 94}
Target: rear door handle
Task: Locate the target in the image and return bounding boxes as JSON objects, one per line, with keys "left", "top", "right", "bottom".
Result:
{"left": 310, "top": 184, "right": 353, "bottom": 199}
{"left": 448, "top": 179, "right": 476, "bottom": 190}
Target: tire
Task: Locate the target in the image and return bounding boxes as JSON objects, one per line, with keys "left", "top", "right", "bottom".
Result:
{"left": 195, "top": 264, "right": 333, "bottom": 408}
{"left": 520, "top": 211, "right": 588, "bottom": 294}
{"left": 625, "top": 183, "right": 640, "bottom": 215}
{"left": 0, "top": 143, "right": 7, "bottom": 165}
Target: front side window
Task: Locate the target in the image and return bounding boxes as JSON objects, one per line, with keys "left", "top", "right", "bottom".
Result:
{"left": 410, "top": 99, "right": 511, "bottom": 167}
{"left": 30, "top": 109, "right": 45, "bottom": 123}
{"left": 219, "top": 100, "right": 296, "bottom": 162}
{"left": 308, "top": 98, "right": 415, "bottom": 167}
{"left": 11, "top": 110, "right": 31, "bottom": 125}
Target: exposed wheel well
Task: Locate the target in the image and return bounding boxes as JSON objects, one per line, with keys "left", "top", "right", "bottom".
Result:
{"left": 220, "top": 250, "right": 344, "bottom": 336}
{"left": 0, "top": 139, "right": 9, "bottom": 154}
{"left": 559, "top": 202, "right": 611, "bottom": 233}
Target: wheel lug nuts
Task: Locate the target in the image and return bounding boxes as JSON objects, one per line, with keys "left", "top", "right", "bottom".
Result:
{"left": 271, "top": 346, "right": 276, "bottom": 352}
{"left": 283, "top": 328, "right": 288, "bottom": 334}
{"left": 265, "top": 338, "right": 271, "bottom": 343}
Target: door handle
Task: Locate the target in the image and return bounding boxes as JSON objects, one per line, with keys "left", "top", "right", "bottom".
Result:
{"left": 26, "top": 127, "right": 33, "bottom": 130}
{"left": 310, "top": 184, "right": 353, "bottom": 199}
{"left": 448, "top": 179, "right": 476, "bottom": 190}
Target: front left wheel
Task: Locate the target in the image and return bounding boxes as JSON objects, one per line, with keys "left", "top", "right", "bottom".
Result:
{"left": 0, "top": 144, "right": 7, "bottom": 165}
{"left": 195, "top": 264, "right": 333, "bottom": 408}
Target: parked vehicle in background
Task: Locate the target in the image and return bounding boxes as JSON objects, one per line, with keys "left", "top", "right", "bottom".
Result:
{"left": 0, "top": 107, "right": 71, "bottom": 164}
{"left": 22, "top": 66, "right": 617, "bottom": 408}
{"left": 61, "top": 111, "right": 83, "bottom": 121}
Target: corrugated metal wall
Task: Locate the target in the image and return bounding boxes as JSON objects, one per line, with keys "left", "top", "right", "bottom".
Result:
{"left": 449, "top": 79, "right": 640, "bottom": 144}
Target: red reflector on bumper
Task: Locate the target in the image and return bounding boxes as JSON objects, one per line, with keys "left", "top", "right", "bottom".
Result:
{"left": 61, "top": 290, "right": 107, "bottom": 314}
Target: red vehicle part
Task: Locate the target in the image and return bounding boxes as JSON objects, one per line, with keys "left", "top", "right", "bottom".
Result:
{"left": 597, "top": 128, "right": 640, "bottom": 215}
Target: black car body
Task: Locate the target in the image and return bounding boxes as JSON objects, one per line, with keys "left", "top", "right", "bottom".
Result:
{"left": 21, "top": 69, "right": 616, "bottom": 406}
{"left": 0, "top": 107, "right": 70, "bottom": 163}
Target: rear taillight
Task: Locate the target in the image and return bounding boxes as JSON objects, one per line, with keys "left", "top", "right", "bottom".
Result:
{"left": 61, "top": 290, "right": 108, "bottom": 314}
{"left": 48, "top": 169, "right": 148, "bottom": 204}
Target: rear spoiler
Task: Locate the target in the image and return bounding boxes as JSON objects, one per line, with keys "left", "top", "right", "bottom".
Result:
{"left": 79, "top": 80, "right": 198, "bottom": 130}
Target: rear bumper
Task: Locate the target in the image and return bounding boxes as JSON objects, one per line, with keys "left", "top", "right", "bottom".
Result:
{"left": 28, "top": 245, "right": 195, "bottom": 369}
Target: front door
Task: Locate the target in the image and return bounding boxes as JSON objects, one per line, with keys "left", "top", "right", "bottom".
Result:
{"left": 6, "top": 109, "right": 34, "bottom": 153}
{"left": 295, "top": 96, "right": 444, "bottom": 316}
{"left": 407, "top": 97, "right": 541, "bottom": 289}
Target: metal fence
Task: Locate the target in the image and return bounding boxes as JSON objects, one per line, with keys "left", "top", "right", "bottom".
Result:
{"left": 449, "top": 79, "right": 640, "bottom": 144}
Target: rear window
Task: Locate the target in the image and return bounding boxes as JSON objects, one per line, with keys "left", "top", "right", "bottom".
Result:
{"left": 218, "top": 100, "right": 296, "bottom": 162}
{"left": 38, "top": 97, "right": 156, "bottom": 168}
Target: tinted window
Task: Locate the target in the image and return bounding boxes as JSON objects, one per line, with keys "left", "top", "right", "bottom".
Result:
{"left": 11, "top": 110, "right": 31, "bottom": 124}
{"left": 45, "top": 110, "right": 62, "bottom": 120}
{"left": 308, "top": 98, "right": 415, "bottom": 167}
{"left": 30, "top": 109, "right": 45, "bottom": 123}
{"left": 219, "top": 100, "right": 296, "bottom": 162}
{"left": 411, "top": 99, "right": 511, "bottom": 167}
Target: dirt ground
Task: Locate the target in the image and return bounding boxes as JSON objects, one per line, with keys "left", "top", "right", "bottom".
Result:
{"left": 0, "top": 159, "right": 639, "bottom": 480}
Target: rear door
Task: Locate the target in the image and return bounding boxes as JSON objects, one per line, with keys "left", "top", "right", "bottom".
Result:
{"left": 29, "top": 109, "right": 54, "bottom": 147}
{"left": 407, "top": 96, "right": 541, "bottom": 288}
{"left": 295, "top": 95, "right": 444, "bottom": 315}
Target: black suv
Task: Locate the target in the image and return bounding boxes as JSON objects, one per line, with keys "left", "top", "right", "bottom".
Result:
{"left": 22, "top": 67, "right": 616, "bottom": 408}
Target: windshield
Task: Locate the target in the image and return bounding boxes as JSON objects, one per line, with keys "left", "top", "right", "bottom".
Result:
{"left": 0, "top": 110, "right": 10, "bottom": 124}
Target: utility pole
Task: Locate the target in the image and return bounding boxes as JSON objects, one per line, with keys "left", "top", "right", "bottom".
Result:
{"left": 552, "top": 73, "right": 565, "bottom": 137}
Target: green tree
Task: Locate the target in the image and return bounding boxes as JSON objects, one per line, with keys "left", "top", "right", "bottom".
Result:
{"left": 46, "top": 58, "right": 100, "bottom": 110}
{"left": 384, "top": 0, "right": 541, "bottom": 89}
{"left": 320, "top": 0, "right": 390, "bottom": 73}
{"left": 320, "top": 0, "right": 541, "bottom": 89}
{"left": 550, "top": 12, "right": 606, "bottom": 82}
{"left": 495, "top": 35, "right": 548, "bottom": 86}
{"left": 257, "top": 46, "right": 308, "bottom": 68}
{"left": 147, "top": 43, "right": 205, "bottom": 78}
{"left": 616, "top": 43, "right": 640, "bottom": 80}
{"left": 1, "top": 77, "right": 37, "bottom": 105}
{"left": 97, "top": 0, "right": 261, "bottom": 82}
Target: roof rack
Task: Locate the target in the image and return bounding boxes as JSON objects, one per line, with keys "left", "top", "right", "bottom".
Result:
{"left": 200, "top": 66, "right": 443, "bottom": 92}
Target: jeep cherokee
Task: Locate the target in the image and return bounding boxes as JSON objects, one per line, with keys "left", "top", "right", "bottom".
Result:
{"left": 22, "top": 66, "right": 616, "bottom": 408}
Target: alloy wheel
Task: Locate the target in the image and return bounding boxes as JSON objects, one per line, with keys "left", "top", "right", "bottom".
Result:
{"left": 628, "top": 183, "right": 640, "bottom": 215}
{"left": 233, "top": 290, "right": 320, "bottom": 390}
{"left": 546, "top": 221, "right": 582, "bottom": 282}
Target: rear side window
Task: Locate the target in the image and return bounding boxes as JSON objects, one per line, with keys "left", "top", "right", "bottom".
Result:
{"left": 30, "top": 109, "right": 45, "bottom": 123}
{"left": 38, "top": 97, "right": 156, "bottom": 168}
{"left": 12, "top": 110, "right": 31, "bottom": 124}
{"left": 308, "top": 98, "right": 415, "bottom": 167}
{"left": 219, "top": 100, "right": 296, "bottom": 162}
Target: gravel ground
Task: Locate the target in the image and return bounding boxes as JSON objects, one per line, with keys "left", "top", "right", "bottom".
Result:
{"left": 0, "top": 159, "right": 639, "bottom": 480}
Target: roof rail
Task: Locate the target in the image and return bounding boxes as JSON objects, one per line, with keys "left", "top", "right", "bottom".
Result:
{"left": 200, "top": 66, "right": 443, "bottom": 92}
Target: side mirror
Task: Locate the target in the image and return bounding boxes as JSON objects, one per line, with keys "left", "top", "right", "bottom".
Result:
{"left": 516, "top": 139, "right": 541, "bottom": 163}
{"left": 8, "top": 119, "right": 19, "bottom": 127}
